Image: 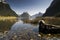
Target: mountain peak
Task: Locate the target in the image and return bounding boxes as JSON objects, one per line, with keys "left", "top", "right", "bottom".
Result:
{"left": 0, "top": 1, "right": 18, "bottom": 16}
{"left": 31, "top": 12, "right": 43, "bottom": 19}
{"left": 0, "top": 0, "right": 7, "bottom": 4}
{"left": 43, "top": 0, "right": 60, "bottom": 17}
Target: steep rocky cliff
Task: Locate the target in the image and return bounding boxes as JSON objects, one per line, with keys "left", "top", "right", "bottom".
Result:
{"left": 0, "top": 2, "right": 18, "bottom": 16}
{"left": 43, "top": 0, "right": 60, "bottom": 17}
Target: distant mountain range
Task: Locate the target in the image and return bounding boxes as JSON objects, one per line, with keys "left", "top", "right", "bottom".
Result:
{"left": 0, "top": 2, "right": 18, "bottom": 16}
{"left": 31, "top": 12, "right": 43, "bottom": 19}
{"left": 20, "top": 12, "right": 30, "bottom": 20}
{"left": 20, "top": 12, "right": 43, "bottom": 20}
{"left": 43, "top": 0, "right": 60, "bottom": 17}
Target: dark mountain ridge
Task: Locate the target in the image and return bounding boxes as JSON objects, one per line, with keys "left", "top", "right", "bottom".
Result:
{"left": 0, "top": 2, "right": 18, "bottom": 16}
{"left": 31, "top": 12, "right": 43, "bottom": 19}
{"left": 43, "top": 0, "right": 60, "bottom": 17}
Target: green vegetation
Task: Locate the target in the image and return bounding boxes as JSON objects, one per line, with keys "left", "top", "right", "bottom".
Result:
{"left": 0, "top": 2, "right": 18, "bottom": 16}
{"left": 43, "top": 17, "right": 60, "bottom": 26}
{"left": 22, "top": 17, "right": 60, "bottom": 26}
{"left": 0, "top": 17, "right": 17, "bottom": 32}
{"left": 0, "top": 2, "right": 18, "bottom": 32}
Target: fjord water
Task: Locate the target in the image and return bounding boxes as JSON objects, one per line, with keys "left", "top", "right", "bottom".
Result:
{"left": 5, "top": 20, "right": 39, "bottom": 40}
{"left": 0, "top": 19, "right": 60, "bottom": 40}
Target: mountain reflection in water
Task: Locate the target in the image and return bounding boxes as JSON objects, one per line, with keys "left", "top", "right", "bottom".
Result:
{"left": 0, "top": 20, "right": 60, "bottom": 40}
{"left": 5, "top": 20, "right": 39, "bottom": 40}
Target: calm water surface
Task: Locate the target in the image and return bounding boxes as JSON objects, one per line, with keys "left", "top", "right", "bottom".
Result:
{"left": 1, "top": 20, "right": 60, "bottom": 40}
{"left": 5, "top": 20, "right": 40, "bottom": 40}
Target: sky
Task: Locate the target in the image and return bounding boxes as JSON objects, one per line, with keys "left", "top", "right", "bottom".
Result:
{"left": 6, "top": 0, "right": 53, "bottom": 16}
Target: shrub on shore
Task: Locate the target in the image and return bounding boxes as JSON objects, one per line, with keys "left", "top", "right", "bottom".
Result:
{"left": 22, "top": 17, "right": 60, "bottom": 26}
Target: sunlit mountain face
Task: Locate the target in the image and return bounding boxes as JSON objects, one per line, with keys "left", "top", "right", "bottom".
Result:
{"left": 6, "top": 0, "right": 53, "bottom": 16}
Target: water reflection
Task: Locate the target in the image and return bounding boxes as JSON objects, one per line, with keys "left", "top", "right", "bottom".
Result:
{"left": 0, "top": 19, "right": 17, "bottom": 40}
{"left": 11, "top": 20, "right": 38, "bottom": 31}
{"left": 0, "top": 19, "right": 60, "bottom": 40}
{"left": 5, "top": 20, "right": 39, "bottom": 40}
{"left": 5, "top": 20, "right": 60, "bottom": 40}
{"left": 0, "top": 19, "right": 16, "bottom": 32}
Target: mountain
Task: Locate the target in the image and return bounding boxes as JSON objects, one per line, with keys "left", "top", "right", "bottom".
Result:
{"left": 0, "top": 2, "right": 18, "bottom": 16}
{"left": 43, "top": 0, "right": 60, "bottom": 17}
{"left": 20, "top": 12, "right": 30, "bottom": 20}
{"left": 31, "top": 12, "right": 43, "bottom": 19}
